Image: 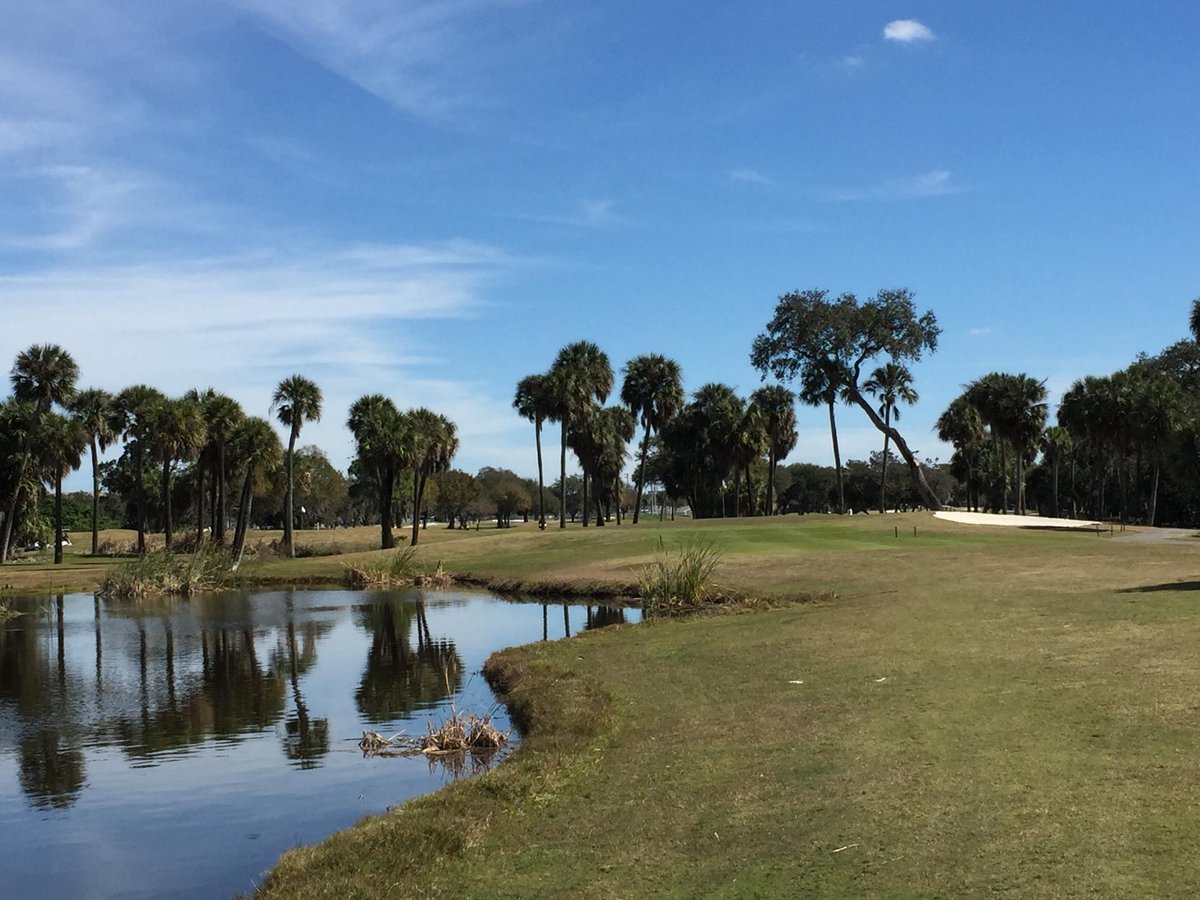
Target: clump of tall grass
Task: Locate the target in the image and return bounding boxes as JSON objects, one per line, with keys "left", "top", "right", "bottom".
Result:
{"left": 637, "top": 537, "right": 724, "bottom": 611}
{"left": 344, "top": 547, "right": 422, "bottom": 588}
{"left": 100, "top": 547, "right": 233, "bottom": 599}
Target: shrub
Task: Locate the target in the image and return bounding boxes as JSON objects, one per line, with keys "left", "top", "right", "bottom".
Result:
{"left": 344, "top": 547, "right": 422, "bottom": 588}
{"left": 100, "top": 546, "right": 234, "bottom": 599}
{"left": 637, "top": 537, "right": 724, "bottom": 611}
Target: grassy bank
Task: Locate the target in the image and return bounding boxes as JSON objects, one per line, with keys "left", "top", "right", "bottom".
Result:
{"left": 257, "top": 515, "right": 1200, "bottom": 897}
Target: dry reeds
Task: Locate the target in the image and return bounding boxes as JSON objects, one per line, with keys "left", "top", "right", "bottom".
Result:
{"left": 344, "top": 547, "right": 421, "bottom": 588}
{"left": 358, "top": 710, "right": 508, "bottom": 759}
{"left": 415, "top": 560, "right": 453, "bottom": 589}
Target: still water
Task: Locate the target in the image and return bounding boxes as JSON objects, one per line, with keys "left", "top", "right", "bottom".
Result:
{"left": 0, "top": 589, "right": 638, "bottom": 899}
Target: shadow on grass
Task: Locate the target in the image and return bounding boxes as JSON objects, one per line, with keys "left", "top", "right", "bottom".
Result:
{"left": 1120, "top": 581, "right": 1200, "bottom": 594}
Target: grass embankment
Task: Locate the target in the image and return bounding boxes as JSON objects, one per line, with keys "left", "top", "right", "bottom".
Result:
{"left": 260, "top": 515, "right": 1200, "bottom": 897}
{"left": 2, "top": 512, "right": 1008, "bottom": 598}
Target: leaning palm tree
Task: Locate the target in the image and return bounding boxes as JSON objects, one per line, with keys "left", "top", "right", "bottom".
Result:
{"left": 513, "top": 374, "right": 552, "bottom": 527}
{"left": 1, "top": 344, "right": 79, "bottom": 563}
{"left": 620, "top": 354, "right": 684, "bottom": 524}
{"left": 271, "top": 376, "right": 323, "bottom": 557}
{"left": 347, "top": 394, "right": 408, "bottom": 549}
{"left": 862, "top": 364, "right": 918, "bottom": 513}
{"left": 408, "top": 409, "right": 458, "bottom": 546}
{"left": 546, "top": 342, "right": 614, "bottom": 529}
{"left": 38, "top": 412, "right": 87, "bottom": 565}
{"left": 70, "top": 388, "right": 115, "bottom": 555}
{"left": 113, "top": 385, "right": 167, "bottom": 553}
{"left": 228, "top": 416, "right": 284, "bottom": 569}
{"left": 749, "top": 385, "right": 797, "bottom": 516}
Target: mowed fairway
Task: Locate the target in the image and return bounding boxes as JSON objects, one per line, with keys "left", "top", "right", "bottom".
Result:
{"left": 259, "top": 514, "right": 1200, "bottom": 898}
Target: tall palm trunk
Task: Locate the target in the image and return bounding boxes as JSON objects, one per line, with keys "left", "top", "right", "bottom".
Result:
{"left": 1052, "top": 456, "right": 1060, "bottom": 518}
{"left": 535, "top": 418, "right": 546, "bottom": 526}
{"left": 90, "top": 436, "right": 101, "bottom": 555}
{"left": 134, "top": 443, "right": 147, "bottom": 554}
{"left": 744, "top": 464, "right": 755, "bottom": 517}
{"left": 766, "top": 434, "right": 778, "bottom": 516}
{"left": 54, "top": 473, "right": 65, "bottom": 565}
{"left": 195, "top": 458, "right": 206, "bottom": 544}
{"left": 1148, "top": 458, "right": 1161, "bottom": 526}
{"left": 231, "top": 468, "right": 255, "bottom": 570}
{"left": 216, "top": 440, "right": 228, "bottom": 543}
{"left": 283, "top": 423, "right": 298, "bottom": 557}
{"left": 879, "top": 414, "right": 891, "bottom": 515}
{"left": 559, "top": 423, "right": 568, "bottom": 528}
{"left": 581, "top": 469, "right": 589, "bottom": 527}
{"left": 827, "top": 399, "right": 845, "bottom": 514}
{"left": 732, "top": 465, "right": 742, "bottom": 517}
{"left": 411, "top": 471, "right": 428, "bottom": 547}
{"left": 379, "top": 464, "right": 395, "bottom": 550}
{"left": 633, "top": 422, "right": 652, "bottom": 524}
{"left": 161, "top": 457, "right": 174, "bottom": 548}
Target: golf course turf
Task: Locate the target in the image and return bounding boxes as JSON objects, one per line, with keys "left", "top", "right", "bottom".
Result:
{"left": 7, "top": 514, "right": 1200, "bottom": 897}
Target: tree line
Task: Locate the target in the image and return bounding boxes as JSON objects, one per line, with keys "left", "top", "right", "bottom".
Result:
{"left": 6, "top": 288, "right": 1200, "bottom": 564}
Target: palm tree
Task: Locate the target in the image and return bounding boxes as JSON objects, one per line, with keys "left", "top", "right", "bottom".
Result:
{"left": 38, "top": 413, "right": 87, "bottom": 565}
{"left": 730, "top": 402, "right": 768, "bottom": 516}
{"left": 271, "top": 376, "right": 323, "bottom": 557}
{"left": 408, "top": 409, "right": 458, "bottom": 546}
{"left": 862, "top": 364, "right": 918, "bottom": 513}
{"left": 228, "top": 416, "right": 283, "bottom": 568}
{"left": 1190, "top": 297, "right": 1200, "bottom": 344}
{"left": 187, "top": 389, "right": 244, "bottom": 544}
{"left": 966, "top": 373, "right": 1047, "bottom": 515}
{"left": 546, "top": 342, "right": 613, "bottom": 529}
{"left": 620, "top": 354, "right": 684, "bottom": 524}
{"left": 937, "top": 395, "right": 987, "bottom": 511}
{"left": 147, "top": 396, "right": 205, "bottom": 548}
{"left": 798, "top": 361, "right": 847, "bottom": 514}
{"left": 113, "top": 385, "right": 166, "bottom": 554}
{"left": 347, "top": 395, "right": 408, "bottom": 550}
{"left": 70, "top": 388, "right": 115, "bottom": 555}
{"left": 513, "top": 374, "right": 552, "bottom": 527}
{"left": 1, "top": 345, "right": 79, "bottom": 563}
{"left": 587, "top": 406, "right": 636, "bottom": 525}
{"left": 750, "top": 385, "right": 797, "bottom": 516}
{"left": 1039, "top": 426, "right": 1072, "bottom": 518}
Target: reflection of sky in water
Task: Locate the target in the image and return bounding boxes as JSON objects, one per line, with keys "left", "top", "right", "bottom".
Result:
{"left": 0, "top": 589, "right": 638, "bottom": 899}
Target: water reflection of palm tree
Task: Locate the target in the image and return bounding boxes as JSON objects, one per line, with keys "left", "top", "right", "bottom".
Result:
{"left": 278, "top": 621, "right": 330, "bottom": 768}
{"left": 18, "top": 728, "right": 86, "bottom": 809}
{"left": 355, "top": 599, "right": 463, "bottom": 724}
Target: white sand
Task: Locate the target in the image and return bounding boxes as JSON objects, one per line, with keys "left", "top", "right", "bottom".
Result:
{"left": 934, "top": 511, "right": 1102, "bottom": 529}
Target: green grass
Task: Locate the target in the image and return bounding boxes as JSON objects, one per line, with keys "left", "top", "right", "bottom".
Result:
{"left": 257, "top": 514, "right": 1200, "bottom": 898}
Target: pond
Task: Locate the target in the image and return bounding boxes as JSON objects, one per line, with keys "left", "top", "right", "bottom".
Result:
{"left": 0, "top": 589, "right": 640, "bottom": 899}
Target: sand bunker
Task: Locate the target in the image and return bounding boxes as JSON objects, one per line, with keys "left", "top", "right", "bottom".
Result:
{"left": 934, "top": 511, "right": 1102, "bottom": 529}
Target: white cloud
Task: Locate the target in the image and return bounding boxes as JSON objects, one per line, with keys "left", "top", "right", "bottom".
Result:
{"left": 730, "top": 168, "right": 776, "bottom": 186}
{"left": 821, "top": 170, "right": 964, "bottom": 202}
{"left": 841, "top": 55, "right": 864, "bottom": 68}
{"left": 968, "top": 326, "right": 993, "bottom": 337}
{"left": 883, "top": 19, "right": 935, "bottom": 43}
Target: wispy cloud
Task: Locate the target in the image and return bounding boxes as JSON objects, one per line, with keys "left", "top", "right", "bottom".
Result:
{"left": 841, "top": 55, "right": 864, "bottom": 69}
{"left": 883, "top": 19, "right": 935, "bottom": 43}
{"left": 820, "top": 170, "right": 965, "bottom": 202}
{"left": 0, "top": 239, "right": 514, "bottom": 472}
{"left": 229, "top": 0, "right": 540, "bottom": 117}
{"left": 968, "top": 326, "right": 993, "bottom": 337}
{"left": 518, "top": 198, "right": 627, "bottom": 228}
{"left": 730, "top": 168, "right": 777, "bottom": 187}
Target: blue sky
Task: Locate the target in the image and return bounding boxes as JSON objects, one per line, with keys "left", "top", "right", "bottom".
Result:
{"left": 3, "top": 1, "right": 1198, "bottom": 488}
